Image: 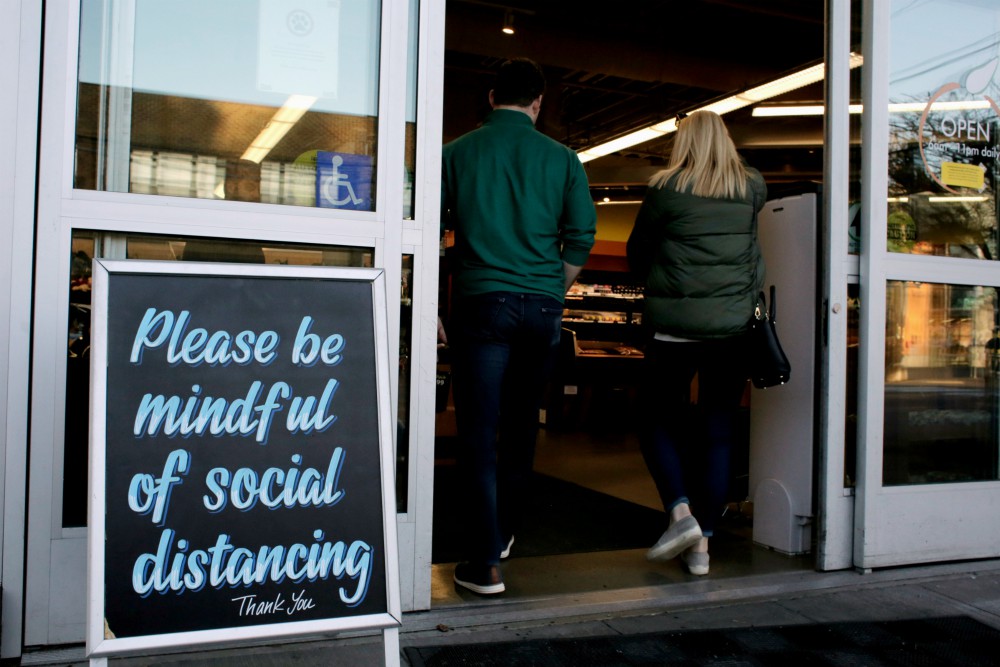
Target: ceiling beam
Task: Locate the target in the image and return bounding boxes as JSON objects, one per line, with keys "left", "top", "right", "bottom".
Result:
{"left": 445, "top": 10, "right": 782, "bottom": 93}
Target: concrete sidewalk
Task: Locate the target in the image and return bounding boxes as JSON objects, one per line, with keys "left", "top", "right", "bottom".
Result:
{"left": 22, "top": 558, "right": 1000, "bottom": 666}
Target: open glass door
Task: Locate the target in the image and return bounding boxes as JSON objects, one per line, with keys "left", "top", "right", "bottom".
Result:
{"left": 815, "top": 0, "right": 861, "bottom": 571}
{"left": 855, "top": 0, "right": 1000, "bottom": 568}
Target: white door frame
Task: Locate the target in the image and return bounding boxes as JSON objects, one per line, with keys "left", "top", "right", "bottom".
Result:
{"left": 854, "top": 0, "right": 1000, "bottom": 569}
{"left": 815, "top": 0, "right": 857, "bottom": 572}
{"left": 396, "top": 0, "right": 446, "bottom": 612}
{"left": 0, "top": 0, "right": 43, "bottom": 659}
{"left": 24, "top": 0, "right": 441, "bottom": 649}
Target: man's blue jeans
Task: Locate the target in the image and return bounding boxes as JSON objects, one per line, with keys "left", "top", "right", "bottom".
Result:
{"left": 449, "top": 291, "right": 563, "bottom": 565}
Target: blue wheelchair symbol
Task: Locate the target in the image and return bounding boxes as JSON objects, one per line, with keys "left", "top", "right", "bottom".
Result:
{"left": 316, "top": 152, "right": 373, "bottom": 210}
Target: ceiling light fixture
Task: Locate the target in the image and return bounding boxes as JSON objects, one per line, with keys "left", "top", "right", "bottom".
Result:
{"left": 752, "top": 100, "right": 990, "bottom": 117}
{"left": 502, "top": 10, "right": 514, "bottom": 35}
{"left": 577, "top": 53, "right": 864, "bottom": 163}
{"left": 928, "top": 196, "right": 989, "bottom": 203}
{"left": 241, "top": 94, "right": 317, "bottom": 164}
{"left": 753, "top": 104, "right": 864, "bottom": 117}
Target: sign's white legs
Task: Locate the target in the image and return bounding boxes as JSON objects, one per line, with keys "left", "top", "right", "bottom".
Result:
{"left": 383, "top": 626, "right": 400, "bottom": 666}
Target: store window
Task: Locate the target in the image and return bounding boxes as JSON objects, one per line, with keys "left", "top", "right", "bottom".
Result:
{"left": 74, "top": 0, "right": 381, "bottom": 210}
{"left": 883, "top": 280, "right": 1000, "bottom": 486}
{"left": 881, "top": 0, "right": 1000, "bottom": 489}
{"left": 62, "top": 231, "right": 374, "bottom": 527}
{"left": 886, "top": 0, "right": 999, "bottom": 259}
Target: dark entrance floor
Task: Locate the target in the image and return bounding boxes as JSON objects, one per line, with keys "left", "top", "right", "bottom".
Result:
{"left": 431, "top": 427, "right": 811, "bottom": 608}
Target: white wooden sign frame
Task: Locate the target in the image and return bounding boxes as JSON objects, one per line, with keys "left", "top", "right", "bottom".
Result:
{"left": 86, "top": 259, "right": 401, "bottom": 665}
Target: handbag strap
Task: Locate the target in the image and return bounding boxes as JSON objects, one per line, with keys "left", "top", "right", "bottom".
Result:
{"left": 749, "top": 182, "right": 764, "bottom": 314}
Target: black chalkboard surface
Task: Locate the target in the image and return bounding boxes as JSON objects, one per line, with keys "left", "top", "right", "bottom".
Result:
{"left": 87, "top": 260, "right": 399, "bottom": 656}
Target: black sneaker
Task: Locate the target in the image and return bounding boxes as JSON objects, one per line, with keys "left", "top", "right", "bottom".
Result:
{"left": 453, "top": 562, "right": 505, "bottom": 595}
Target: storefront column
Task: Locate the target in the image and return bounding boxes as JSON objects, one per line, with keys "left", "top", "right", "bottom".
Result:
{"left": 0, "top": 0, "right": 43, "bottom": 659}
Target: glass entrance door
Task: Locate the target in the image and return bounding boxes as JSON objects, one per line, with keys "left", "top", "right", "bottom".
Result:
{"left": 855, "top": 0, "right": 1000, "bottom": 568}
{"left": 25, "top": 0, "right": 441, "bottom": 648}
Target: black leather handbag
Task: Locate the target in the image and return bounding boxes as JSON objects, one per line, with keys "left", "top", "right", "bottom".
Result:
{"left": 748, "top": 284, "right": 791, "bottom": 388}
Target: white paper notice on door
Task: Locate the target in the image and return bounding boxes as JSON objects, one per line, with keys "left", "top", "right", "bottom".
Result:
{"left": 258, "top": 0, "right": 340, "bottom": 98}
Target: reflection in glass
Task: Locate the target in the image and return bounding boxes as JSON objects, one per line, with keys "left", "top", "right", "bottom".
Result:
{"left": 397, "top": 255, "right": 414, "bottom": 511}
{"left": 848, "top": 0, "right": 862, "bottom": 255}
{"left": 887, "top": 0, "right": 999, "bottom": 258}
{"left": 64, "top": 233, "right": 97, "bottom": 528}
{"left": 845, "top": 283, "right": 859, "bottom": 487}
{"left": 124, "top": 235, "right": 374, "bottom": 267}
{"left": 61, "top": 230, "right": 372, "bottom": 527}
{"left": 403, "top": 0, "right": 418, "bottom": 219}
{"left": 883, "top": 280, "right": 1000, "bottom": 485}
{"left": 75, "top": 0, "right": 381, "bottom": 210}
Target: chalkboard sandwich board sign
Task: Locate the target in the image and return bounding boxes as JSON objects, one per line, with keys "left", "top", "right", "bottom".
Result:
{"left": 86, "top": 260, "right": 400, "bottom": 658}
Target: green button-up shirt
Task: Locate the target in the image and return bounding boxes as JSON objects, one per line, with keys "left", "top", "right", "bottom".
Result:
{"left": 442, "top": 109, "right": 596, "bottom": 302}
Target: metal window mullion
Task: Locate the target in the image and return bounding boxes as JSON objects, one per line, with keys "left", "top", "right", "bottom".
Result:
{"left": 883, "top": 253, "right": 1000, "bottom": 288}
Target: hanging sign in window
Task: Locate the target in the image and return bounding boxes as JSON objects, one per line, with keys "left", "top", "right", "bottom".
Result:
{"left": 258, "top": 0, "right": 340, "bottom": 98}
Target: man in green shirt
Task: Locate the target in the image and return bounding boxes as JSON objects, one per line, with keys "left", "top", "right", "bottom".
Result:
{"left": 441, "top": 58, "right": 596, "bottom": 595}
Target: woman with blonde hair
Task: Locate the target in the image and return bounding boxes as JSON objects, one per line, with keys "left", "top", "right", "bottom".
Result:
{"left": 627, "top": 110, "right": 766, "bottom": 575}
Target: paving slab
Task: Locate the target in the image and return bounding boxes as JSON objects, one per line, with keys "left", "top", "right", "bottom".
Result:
{"left": 774, "top": 583, "right": 963, "bottom": 623}
{"left": 21, "top": 559, "right": 1000, "bottom": 667}
{"left": 603, "top": 599, "right": 813, "bottom": 634}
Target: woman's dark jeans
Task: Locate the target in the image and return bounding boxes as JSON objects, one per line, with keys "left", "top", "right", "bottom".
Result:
{"left": 639, "top": 336, "right": 749, "bottom": 537}
{"left": 449, "top": 292, "right": 563, "bottom": 565}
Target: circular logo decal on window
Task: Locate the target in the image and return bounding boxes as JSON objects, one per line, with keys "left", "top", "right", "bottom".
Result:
{"left": 917, "top": 58, "right": 1000, "bottom": 195}
{"left": 287, "top": 10, "right": 315, "bottom": 37}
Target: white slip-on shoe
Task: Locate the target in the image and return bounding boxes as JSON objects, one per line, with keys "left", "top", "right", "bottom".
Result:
{"left": 682, "top": 550, "right": 710, "bottom": 575}
{"left": 646, "top": 515, "right": 703, "bottom": 562}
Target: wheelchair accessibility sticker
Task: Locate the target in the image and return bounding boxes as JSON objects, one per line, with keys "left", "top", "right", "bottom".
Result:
{"left": 317, "top": 152, "right": 373, "bottom": 210}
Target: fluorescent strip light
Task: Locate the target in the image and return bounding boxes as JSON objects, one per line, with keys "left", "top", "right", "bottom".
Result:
{"left": 596, "top": 199, "right": 644, "bottom": 206}
{"left": 700, "top": 96, "right": 755, "bottom": 116}
{"left": 740, "top": 63, "right": 826, "bottom": 102}
{"left": 928, "top": 196, "right": 989, "bottom": 203}
{"left": 887, "top": 196, "right": 909, "bottom": 203}
{"left": 240, "top": 94, "right": 317, "bottom": 164}
{"left": 272, "top": 94, "right": 317, "bottom": 122}
{"left": 889, "top": 100, "right": 991, "bottom": 113}
{"left": 578, "top": 54, "right": 863, "bottom": 163}
{"left": 240, "top": 145, "right": 272, "bottom": 164}
{"left": 580, "top": 127, "right": 669, "bottom": 159}
{"left": 753, "top": 100, "right": 989, "bottom": 117}
{"left": 649, "top": 118, "right": 679, "bottom": 133}
{"left": 754, "top": 104, "right": 825, "bottom": 116}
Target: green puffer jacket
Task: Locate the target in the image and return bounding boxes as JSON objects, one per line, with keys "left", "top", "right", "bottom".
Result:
{"left": 626, "top": 168, "right": 767, "bottom": 340}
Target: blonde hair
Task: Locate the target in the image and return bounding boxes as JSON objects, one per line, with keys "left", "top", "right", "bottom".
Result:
{"left": 649, "top": 110, "right": 748, "bottom": 199}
